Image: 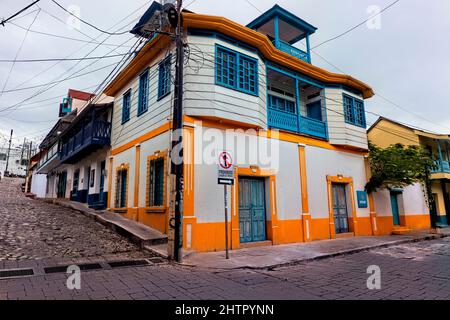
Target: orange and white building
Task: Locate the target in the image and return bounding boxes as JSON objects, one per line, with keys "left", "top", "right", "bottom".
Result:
{"left": 99, "top": 3, "right": 393, "bottom": 253}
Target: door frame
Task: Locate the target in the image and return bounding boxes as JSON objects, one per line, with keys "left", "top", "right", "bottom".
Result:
{"left": 231, "top": 167, "right": 278, "bottom": 249}
{"left": 326, "top": 175, "right": 358, "bottom": 239}
{"left": 332, "top": 183, "right": 350, "bottom": 234}
{"left": 238, "top": 177, "right": 267, "bottom": 243}
{"left": 389, "top": 190, "right": 402, "bottom": 226}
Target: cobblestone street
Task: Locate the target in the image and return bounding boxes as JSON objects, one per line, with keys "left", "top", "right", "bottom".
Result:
{"left": 1, "top": 178, "right": 449, "bottom": 300}
{"left": 0, "top": 178, "right": 149, "bottom": 261}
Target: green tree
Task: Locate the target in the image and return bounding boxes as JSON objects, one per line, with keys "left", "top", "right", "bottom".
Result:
{"left": 365, "top": 142, "right": 435, "bottom": 194}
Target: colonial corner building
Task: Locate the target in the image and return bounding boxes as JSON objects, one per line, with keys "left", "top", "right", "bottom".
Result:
{"left": 28, "top": 3, "right": 435, "bottom": 254}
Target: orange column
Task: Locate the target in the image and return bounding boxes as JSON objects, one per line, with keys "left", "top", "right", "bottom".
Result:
{"left": 132, "top": 145, "right": 141, "bottom": 221}
{"left": 298, "top": 145, "right": 312, "bottom": 242}
{"left": 107, "top": 156, "right": 113, "bottom": 210}
{"left": 183, "top": 126, "right": 196, "bottom": 250}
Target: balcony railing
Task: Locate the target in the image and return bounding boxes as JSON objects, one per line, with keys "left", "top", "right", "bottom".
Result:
{"left": 268, "top": 95, "right": 327, "bottom": 139}
{"left": 274, "top": 40, "right": 310, "bottom": 63}
{"left": 60, "top": 120, "right": 111, "bottom": 163}
{"left": 431, "top": 160, "right": 450, "bottom": 174}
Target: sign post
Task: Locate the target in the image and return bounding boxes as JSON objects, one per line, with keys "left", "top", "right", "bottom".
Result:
{"left": 218, "top": 151, "right": 234, "bottom": 259}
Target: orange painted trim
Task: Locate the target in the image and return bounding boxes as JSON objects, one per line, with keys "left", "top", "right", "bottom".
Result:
{"left": 111, "top": 122, "right": 171, "bottom": 156}
{"left": 231, "top": 167, "right": 279, "bottom": 248}
{"left": 133, "top": 145, "right": 141, "bottom": 209}
{"left": 104, "top": 35, "right": 172, "bottom": 96}
{"left": 107, "top": 157, "right": 113, "bottom": 210}
{"left": 183, "top": 13, "right": 374, "bottom": 99}
{"left": 183, "top": 126, "right": 195, "bottom": 217}
{"left": 326, "top": 175, "right": 358, "bottom": 238}
{"left": 114, "top": 163, "right": 130, "bottom": 210}
{"left": 145, "top": 150, "right": 169, "bottom": 209}
{"left": 298, "top": 145, "right": 312, "bottom": 242}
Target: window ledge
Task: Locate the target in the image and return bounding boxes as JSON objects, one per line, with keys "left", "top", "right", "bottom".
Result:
{"left": 145, "top": 206, "right": 167, "bottom": 214}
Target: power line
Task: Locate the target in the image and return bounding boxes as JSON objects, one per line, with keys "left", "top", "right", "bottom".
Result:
{"left": 0, "top": 61, "right": 123, "bottom": 94}
{"left": 312, "top": 0, "right": 401, "bottom": 49}
{"left": 0, "top": 9, "right": 41, "bottom": 99}
{"left": 50, "top": 0, "right": 131, "bottom": 36}
{"left": 0, "top": 52, "right": 135, "bottom": 63}
{"left": 0, "top": 0, "right": 40, "bottom": 26}
{"left": 0, "top": 1, "right": 151, "bottom": 114}
{"left": 7, "top": 21, "right": 133, "bottom": 47}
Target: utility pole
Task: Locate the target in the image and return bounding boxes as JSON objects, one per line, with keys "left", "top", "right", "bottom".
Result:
{"left": 5, "top": 129, "right": 13, "bottom": 175}
{"left": 168, "top": 0, "right": 184, "bottom": 262}
{"left": 20, "top": 138, "right": 26, "bottom": 165}
{"left": 25, "top": 141, "right": 32, "bottom": 192}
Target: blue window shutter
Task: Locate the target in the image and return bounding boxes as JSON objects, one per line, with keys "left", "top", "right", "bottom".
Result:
{"left": 122, "top": 90, "right": 131, "bottom": 124}
{"left": 343, "top": 94, "right": 365, "bottom": 128}
{"left": 158, "top": 55, "right": 172, "bottom": 100}
{"left": 137, "top": 69, "right": 149, "bottom": 116}
{"left": 238, "top": 56, "right": 257, "bottom": 95}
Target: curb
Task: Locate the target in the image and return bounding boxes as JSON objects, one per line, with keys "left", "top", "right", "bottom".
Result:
{"left": 181, "top": 233, "right": 448, "bottom": 271}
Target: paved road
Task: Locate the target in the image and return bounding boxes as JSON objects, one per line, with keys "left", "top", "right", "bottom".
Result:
{"left": 1, "top": 178, "right": 449, "bottom": 300}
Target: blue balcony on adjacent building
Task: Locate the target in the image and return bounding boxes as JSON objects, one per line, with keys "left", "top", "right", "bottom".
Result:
{"left": 267, "top": 95, "right": 327, "bottom": 140}
{"left": 432, "top": 160, "right": 450, "bottom": 174}
{"left": 59, "top": 102, "right": 113, "bottom": 164}
{"left": 60, "top": 120, "right": 111, "bottom": 164}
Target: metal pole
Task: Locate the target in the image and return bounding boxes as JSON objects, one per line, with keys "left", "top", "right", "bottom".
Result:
{"left": 224, "top": 185, "right": 229, "bottom": 259}
{"left": 5, "top": 129, "right": 13, "bottom": 175}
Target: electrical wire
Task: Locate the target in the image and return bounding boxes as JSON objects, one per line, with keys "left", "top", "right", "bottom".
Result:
{"left": 0, "top": 0, "right": 40, "bottom": 26}
{"left": 0, "top": 52, "right": 136, "bottom": 63}
{"left": 0, "top": 1, "right": 152, "bottom": 114}
{"left": 0, "top": 9, "right": 41, "bottom": 99}
{"left": 50, "top": 0, "right": 131, "bottom": 36}
{"left": 312, "top": 0, "right": 401, "bottom": 49}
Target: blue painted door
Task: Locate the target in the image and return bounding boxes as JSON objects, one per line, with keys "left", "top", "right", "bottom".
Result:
{"left": 390, "top": 192, "right": 401, "bottom": 225}
{"left": 239, "top": 178, "right": 266, "bottom": 243}
{"left": 332, "top": 183, "right": 349, "bottom": 234}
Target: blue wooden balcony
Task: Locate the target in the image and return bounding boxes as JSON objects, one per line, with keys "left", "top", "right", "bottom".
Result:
{"left": 60, "top": 120, "right": 111, "bottom": 164}
{"left": 268, "top": 95, "right": 327, "bottom": 139}
{"left": 431, "top": 160, "right": 450, "bottom": 174}
{"left": 274, "top": 40, "right": 310, "bottom": 63}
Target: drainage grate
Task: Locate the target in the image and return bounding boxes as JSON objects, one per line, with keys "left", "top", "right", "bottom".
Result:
{"left": 148, "top": 257, "right": 166, "bottom": 264}
{"left": 44, "top": 263, "right": 103, "bottom": 274}
{"left": 108, "top": 260, "right": 150, "bottom": 268}
{"left": 0, "top": 268, "right": 34, "bottom": 279}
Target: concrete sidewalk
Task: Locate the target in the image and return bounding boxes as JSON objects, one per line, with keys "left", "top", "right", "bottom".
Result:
{"left": 183, "top": 229, "right": 450, "bottom": 270}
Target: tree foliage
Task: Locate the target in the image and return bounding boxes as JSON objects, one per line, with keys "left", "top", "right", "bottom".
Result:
{"left": 365, "top": 142, "right": 435, "bottom": 194}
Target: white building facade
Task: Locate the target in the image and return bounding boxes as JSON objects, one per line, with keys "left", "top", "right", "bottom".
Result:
{"left": 102, "top": 4, "right": 381, "bottom": 252}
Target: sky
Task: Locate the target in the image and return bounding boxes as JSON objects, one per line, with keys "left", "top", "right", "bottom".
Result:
{"left": 1, "top": 0, "right": 450, "bottom": 149}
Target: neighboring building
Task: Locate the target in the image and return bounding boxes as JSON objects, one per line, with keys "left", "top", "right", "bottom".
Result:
{"left": 0, "top": 146, "right": 28, "bottom": 177}
{"left": 33, "top": 89, "right": 113, "bottom": 209}
{"left": 368, "top": 117, "right": 447, "bottom": 231}
{"left": 102, "top": 3, "right": 378, "bottom": 252}
{"left": 26, "top": 150, "right": 47, "bottom": 197}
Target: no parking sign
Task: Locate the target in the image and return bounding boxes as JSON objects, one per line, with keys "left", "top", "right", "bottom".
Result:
{"left": 217, "top": 151, "right": 234, "bottom": 185}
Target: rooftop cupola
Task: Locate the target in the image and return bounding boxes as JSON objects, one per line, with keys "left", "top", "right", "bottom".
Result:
{"left": 246, "top": 4, "right": 317, "bottom": 63}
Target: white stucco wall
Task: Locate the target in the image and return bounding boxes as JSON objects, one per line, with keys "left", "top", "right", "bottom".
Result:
{"left": 30, "top": 172, "right": 47, "bottom": 198}
{"left": 305, "top": 146, "right": 369, "bottom": 219}
{"left": 373, "top": 183, "right": 429, "bottom": 217}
